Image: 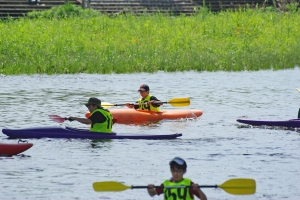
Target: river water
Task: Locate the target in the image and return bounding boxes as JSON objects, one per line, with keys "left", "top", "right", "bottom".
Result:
{"left": 0, "top": 68, "right": 299, "bottom": 200}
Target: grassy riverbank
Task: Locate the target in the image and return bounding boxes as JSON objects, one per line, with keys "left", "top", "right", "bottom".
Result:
{"left": 0, "top": 6, "right": 299, "bottom": 74}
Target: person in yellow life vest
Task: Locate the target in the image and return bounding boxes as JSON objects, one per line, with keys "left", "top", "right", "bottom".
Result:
{"left": 125, "top": 84, "right": 162, "bottom": 112}
{"left": 147, "top": 157, "right": 207, "bottom": 200}
{"left": 69, "top": 97, "right": 113, "bottom": 133}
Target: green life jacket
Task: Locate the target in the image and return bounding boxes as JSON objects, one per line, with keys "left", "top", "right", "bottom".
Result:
{"left": 137, "top": 95, "right": 160, "bottom": 112}
{"left": 163, "top": 178, "right": 193, "bottom": 200}
{"left": 90, "top": 108, "right": 113, "bottom": 133}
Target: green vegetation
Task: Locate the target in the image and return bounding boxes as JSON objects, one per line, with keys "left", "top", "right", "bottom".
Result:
{"left": 0, "top": 3, "right": 299, "bottom": 74}
{"left": 26, "top": 2, "right": 101, "bottom": 19}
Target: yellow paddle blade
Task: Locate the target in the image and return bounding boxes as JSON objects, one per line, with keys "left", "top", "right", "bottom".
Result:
{"left": 101, "top": 102, "right": 115, "bottom": 109}
{"left": 219, "top": 178, "right": 256, "bottom": 195}
{"left": 167, "top": 98, "right": 190, "bottom": 107}
{"left": 296, "top": 88, "right": 300, "bottom": 93}
{"left": 93, "top": 181, "right": 131, "bottom": 192}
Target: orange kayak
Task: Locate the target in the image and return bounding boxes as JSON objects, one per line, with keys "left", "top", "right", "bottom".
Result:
{"left": 86, "top": 109, "right": 203, "bottom": 124}
{"left": 0, "top": 142, "right": 33, "bottom": 156}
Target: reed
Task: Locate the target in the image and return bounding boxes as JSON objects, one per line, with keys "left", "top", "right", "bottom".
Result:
{"left": 0, "top": 5, "right": 299, "bottom": 74}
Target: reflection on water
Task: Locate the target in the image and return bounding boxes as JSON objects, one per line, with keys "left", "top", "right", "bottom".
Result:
{"left": 237, "top": 124, "right": 300, "bottom": 132}
{"left": 0, "top": 69, "right": 300, "bottom": 199}
{"left": 90, "top": 139, "right": 113, "bottom": 149}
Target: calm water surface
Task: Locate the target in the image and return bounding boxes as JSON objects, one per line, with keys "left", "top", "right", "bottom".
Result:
{"left": 0, "top": 69, "right": 299, "bottom": 200}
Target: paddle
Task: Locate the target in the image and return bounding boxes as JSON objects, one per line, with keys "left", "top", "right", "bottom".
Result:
{"left": 92, "top": 178, "right": 256, "bottom": 195}
{"left": 49, "top": 114, "right": 117, "bottom": 124}
{"left": 48, "top": 115, "right": 74, "bottom": 123}
{"left": 296, "top": 88, "right": 300, "bottom": 93}
{"left": 101, "top": 98, "right": 191, "bottom": 108}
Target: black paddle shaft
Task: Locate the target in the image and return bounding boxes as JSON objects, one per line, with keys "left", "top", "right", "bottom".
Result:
{"left": 131, "top": 185, "right": 218, "bottom": 189}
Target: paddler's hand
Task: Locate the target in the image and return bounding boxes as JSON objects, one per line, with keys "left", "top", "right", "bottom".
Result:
{"left": 192, "top": 183, "right": 207, "bottom": 200}
{"left": 147, "top": 184, "right": 156, "bottom": 196}
{"left": 192, "top": 183, "right": 199, "bottom": 190}
{"left": 69, "top": 117, "right": 91, "bottom": 125}
{"left": 150, "top": 100, "right": 162, "bottom": 107}
{"left": 68, "top": 117, "right": 76, "bottom": 121}
{"left": 126, "top": 103, "right": 134, "bottom": 109}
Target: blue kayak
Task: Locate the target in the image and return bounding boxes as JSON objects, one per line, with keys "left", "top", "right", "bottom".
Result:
{"left": 237, "top": 118, "right": 300, "bottom": 128}
{"left": 2, "top": 126, "right": 182, "bottom": 140}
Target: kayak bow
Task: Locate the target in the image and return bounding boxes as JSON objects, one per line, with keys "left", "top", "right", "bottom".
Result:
{"left": 237, "top": 118, "right": 300, "bottom": 128}
{"left": 0, "top": 142, "right": 33, "bottom": 156}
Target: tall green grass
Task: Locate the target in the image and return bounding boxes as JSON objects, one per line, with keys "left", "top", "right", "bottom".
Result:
{"left": 0, "top": 5, "right": 299, "bottom": 74}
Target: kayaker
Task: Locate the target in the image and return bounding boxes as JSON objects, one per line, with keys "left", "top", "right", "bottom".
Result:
{"left": 69, "top": 97, "right": 113, "bottom": 133}
{"left": 147, "top": 157, "right": 207, "bottom": 200}
{"left": 125, "top": 84, "right": 162, "bottom": 111}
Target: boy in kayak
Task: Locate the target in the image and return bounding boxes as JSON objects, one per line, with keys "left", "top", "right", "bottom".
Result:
{"left": 126, "top": 84, "right": 162, "bottom": 111}
{"left": 147, "top": 157, "right": 207, "bottom": 200}
{"left": 69, "top": 97, "right": 113, "bottom": 133}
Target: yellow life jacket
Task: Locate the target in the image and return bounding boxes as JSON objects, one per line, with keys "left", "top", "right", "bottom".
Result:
{"left": 137, "top": 95, "right": 160, "bottom": 112}
{"left": 163, "top": 178, "right": 193, "bottom": 200}
{"left": 90, "top": 108, "right": 113, "bottom": 133}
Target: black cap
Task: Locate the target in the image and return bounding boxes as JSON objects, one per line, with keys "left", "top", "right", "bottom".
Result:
{"left": 169, "top": 157, "right": 187, "bottom": 168}
{"left": 85, "top": 97, "right": 101, "bottom": 107}
{"left": 138, "top": 84, "right": 150, "bottom": 92}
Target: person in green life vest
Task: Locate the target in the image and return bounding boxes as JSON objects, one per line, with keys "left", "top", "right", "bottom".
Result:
{"left": 147, "top": 157, "right": 207, "bottom": 200}
{"left": 69, "top": 97, "right": 113, "bottom": 133}
{"left": 125, "top": 84, "right": 162, "bottom": 111}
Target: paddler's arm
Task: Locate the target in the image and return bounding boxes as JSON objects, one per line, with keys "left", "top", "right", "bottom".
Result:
{"left": 147, "top": 184, "right": 157, "bottom": 196}
{"left": 125, "top": 103, "right": 134, "bottom": 109}
{"left": 125, "top": 102, "right": 139, "bottom": 109}
{"left": 150, "top": 100, "right": 162, "bottom": 107}
{"left": 192, "top": 183, "right": 207, "bottom": 200}
{"left": 69, "top": 117, "right": 91, "bottom": 125}
{"left": 150, "top": 96, "right": 162, "bottom": 107}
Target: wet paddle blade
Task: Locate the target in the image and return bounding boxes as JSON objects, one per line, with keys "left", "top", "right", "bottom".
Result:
{"left": 48, "top": 115, "right": 65, "bottom": 123}
{"left": 296, "top": 88, "right": 300, "bottom": 93}
{"left": 167, "top": 98, "right": 190, "bottom": 107}
{"left": 93, "top": 181, "right": 131, "bottom": 192}
{"left": 219, "top": 178, "right": 256, "bottom": 195}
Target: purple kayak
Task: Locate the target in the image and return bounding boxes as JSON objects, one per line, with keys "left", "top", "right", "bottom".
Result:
{"left": 2, "top": 126, "right": 182, "bottom": 140}
{"left": 236, "top": 118, "right": 300, "bottom": 128}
